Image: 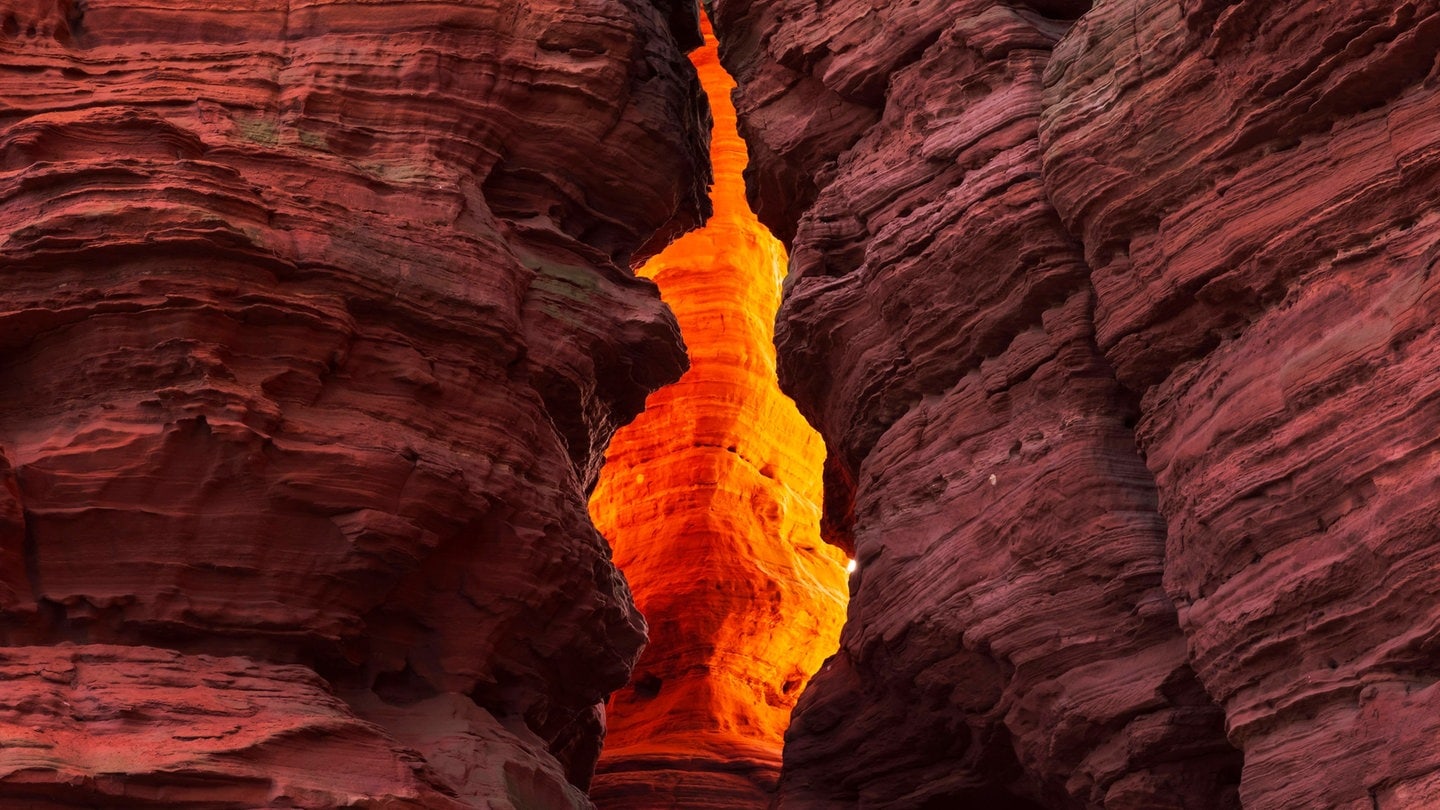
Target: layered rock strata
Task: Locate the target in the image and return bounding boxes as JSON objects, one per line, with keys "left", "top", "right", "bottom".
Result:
{"left": 588, "top": 16, "right": 849, "bottom": 809}
{"left": 1042, "top": 3, "right": 1440, "bottom": 808}
{"left": 0, "top": 0, "right": 708, "bottom": 806}
{"left": 711, "top": 0, "right": 1221, "bottom": 807}
{"left": 715, "top": 0, "right": 1440, "bottom": 807}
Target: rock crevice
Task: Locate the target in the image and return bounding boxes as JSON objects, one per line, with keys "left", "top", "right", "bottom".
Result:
{"left": 588, "top": 16, "right": 849, "bottom": 808}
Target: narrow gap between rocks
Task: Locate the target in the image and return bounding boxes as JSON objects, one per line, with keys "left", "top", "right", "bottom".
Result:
{"left": 586, "top": 11, "right": 852, "bottom": 807}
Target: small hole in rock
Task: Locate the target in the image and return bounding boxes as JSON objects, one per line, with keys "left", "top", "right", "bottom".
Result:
{"left": 633, "top": 672, "right": 662, "bottom": 699}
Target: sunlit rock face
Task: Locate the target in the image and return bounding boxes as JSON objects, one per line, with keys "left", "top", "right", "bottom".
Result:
{"left": 0, "top": 0, "right": 707, "bottom": 806}
{"left": 588, "top": 16, "right": 849, "bottom": 809}
{"left": 713, "top": 0, "right": 1440, "bottom": 807}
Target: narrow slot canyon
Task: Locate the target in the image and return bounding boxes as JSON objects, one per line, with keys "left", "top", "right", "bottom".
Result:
{"left": 587, "top": 17, "right": 850, "bottom": 808}
{"left": 3, "top": 0, "right": 1440, "bottom": 808}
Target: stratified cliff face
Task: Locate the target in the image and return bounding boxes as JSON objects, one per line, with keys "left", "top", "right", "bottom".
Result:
{"left": 588, "top": 18, "right": 849, "bottom": 809}
{"left": 1043, "top": 4, "right": 1440, "bottom": 808}
{"left": 0, "top": 1, "right": 708, "bottom": 807}
{"left": 710, "top": 1, "right": 1239, "bottom": 807}
{"left": 714, "top": 0, "right": 1440, "bottom": 808}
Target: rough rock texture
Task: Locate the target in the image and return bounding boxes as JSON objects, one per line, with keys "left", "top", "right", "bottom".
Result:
{"left": 715, "top": 0, "right": 1440, "bottom": 807}
{"left": 588, "top": 17, "right": 849, "bottom": 809}
{"left": 1042, "top": 3, "right": 1440, "bottom": 808}
{"left": 713, "top": 1, "right": 1242, "bottom": 807}
{"left": 0, "top": 644, "right": 467, "bottom": 808}
{"left": 0, "top": 0, "right": 708, "bottom": 806}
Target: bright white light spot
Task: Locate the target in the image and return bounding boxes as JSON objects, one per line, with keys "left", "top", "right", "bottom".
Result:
{"left": 988, "top": 473, "right": 997, "bottom": 486}
{"left": 846, "top": 558, "right": 858, "bottom": 574}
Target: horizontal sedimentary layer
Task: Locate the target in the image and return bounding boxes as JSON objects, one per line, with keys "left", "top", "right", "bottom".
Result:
{"left": 0, "top": 0, "right": 712, "bottom": 805}
{"left": 713, "top": 0, "right": 1440, "bottom": 807}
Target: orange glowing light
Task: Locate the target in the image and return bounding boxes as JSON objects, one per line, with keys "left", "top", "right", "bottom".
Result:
{"left": 587, "top": 13, "right": 850, "bottom": 806}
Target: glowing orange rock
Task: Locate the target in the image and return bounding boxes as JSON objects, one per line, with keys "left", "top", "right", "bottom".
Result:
{"left": 587, "top": 15, "right": 850, "bottom": 808}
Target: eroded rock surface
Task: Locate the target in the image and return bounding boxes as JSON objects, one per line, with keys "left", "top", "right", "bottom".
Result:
{"left": 1043, "top": 3, "right": 1440, "bottom": 808}
{"left": 0, "top": 0, "right": 708, "bottom": 806}
{"left": 717, "top": 0, "right": 1440, "bottom": 806}
{"left": 711, "top": 2, "right": 1241, "bottom": 807}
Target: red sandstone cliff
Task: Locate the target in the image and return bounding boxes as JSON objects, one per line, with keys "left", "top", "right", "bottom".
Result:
{"left": 6, "top": 0, "right": 1440, "bottom": 806}
{"left": 714, "top": 0, "right": 1440, "bottom": 807}
{"left": 0, "top": 0, "right": 708, "bottom": 806}
{"left": 1043, "top": 4, "right": 1440, "bottom": 807}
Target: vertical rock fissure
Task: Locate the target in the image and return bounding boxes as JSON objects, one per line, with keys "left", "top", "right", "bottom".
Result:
{"left": 587, "top": 12, "right": 851, "bottom": 809}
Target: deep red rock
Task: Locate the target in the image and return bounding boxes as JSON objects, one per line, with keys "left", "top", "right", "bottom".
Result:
{"left": 0, "top": 644, "right": 461, "bottom": 808}
{"left": 712, "top": 2, "right": 1241, "bottom": 807}
{"left": 0, "top": 0, "right": 708, "bottom": 805}
{"left": 1042, "top": 2, "right": 1440, "bottom": 807}
{"left": 717, "top": 0, "right": 1440, "bottom": 807}
{"left": 8, "top": 0, "right": 1438, "bottom": 805}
